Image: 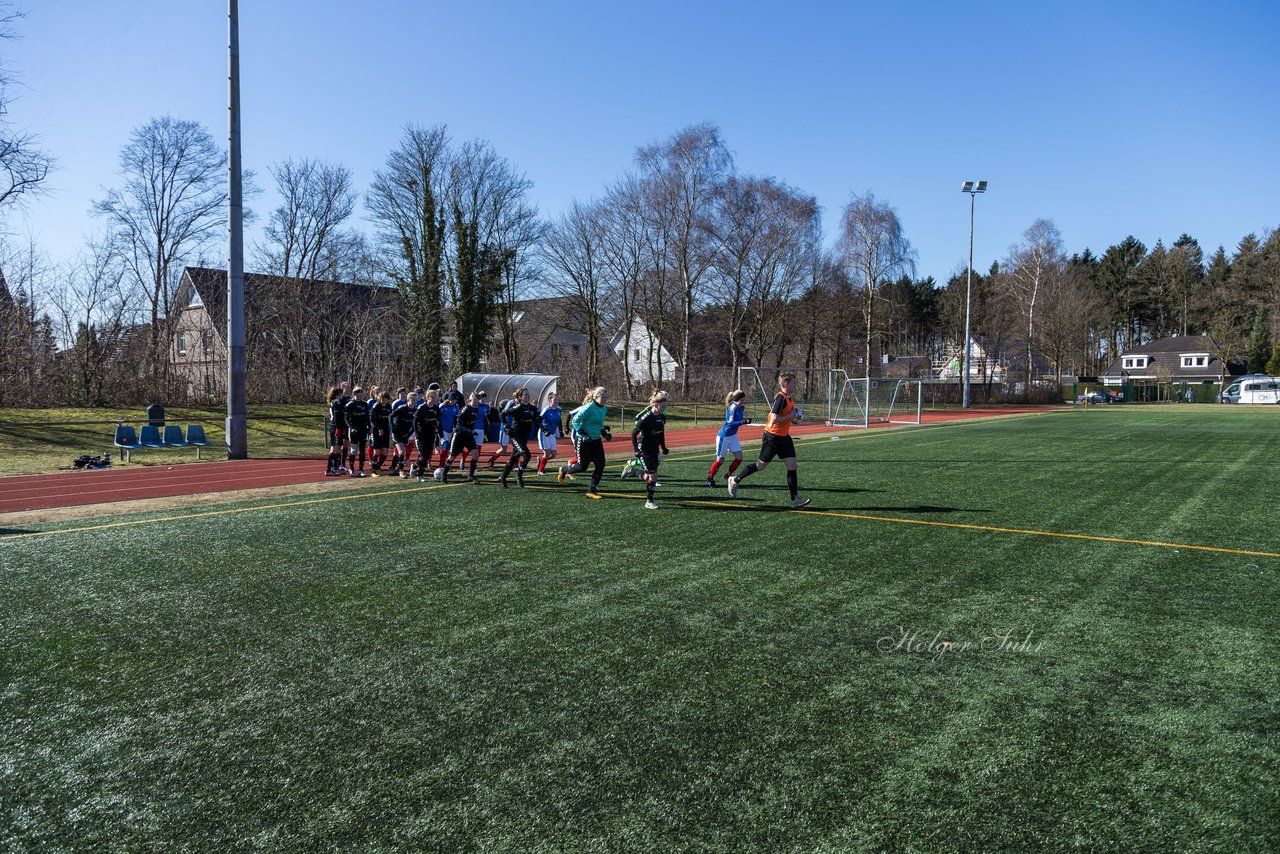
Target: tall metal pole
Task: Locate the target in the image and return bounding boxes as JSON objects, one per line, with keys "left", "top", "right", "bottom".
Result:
{"left": 226, "top": 0, "right": 248, "bottom": 458}
{"left": 962, "top": 191, "right": 975, "bottom": 409}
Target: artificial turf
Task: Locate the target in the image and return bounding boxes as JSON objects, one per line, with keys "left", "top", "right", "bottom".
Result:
{"left": 2, "top": 407, "right": 1278, "bottom": 851}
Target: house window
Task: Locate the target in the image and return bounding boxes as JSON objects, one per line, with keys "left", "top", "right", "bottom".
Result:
{"left": 202, "top": 329, "right": 214, "bottom": 355}
{"left": 634, "top": 348, "right": 642, "bottom": 362}
{"left": 189, "top": 289, "right": 202, "bottom": 307}
{"left": 1122, "top": 356, "right": 1148, "bottom": 370}
{"left": 177, "top": 331, "right": 187, "bottom": 355}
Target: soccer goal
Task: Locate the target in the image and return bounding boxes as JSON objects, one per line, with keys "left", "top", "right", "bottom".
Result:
{"left": 735, "top": 367, "right": 846, "bottom": 425}
{"left": 829, "top": 376, "right": 924, "bottom": 428}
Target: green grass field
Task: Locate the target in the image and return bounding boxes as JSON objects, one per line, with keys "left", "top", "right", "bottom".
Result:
{"left": 3, "top": 408, "right": 1278, "bottom": 851}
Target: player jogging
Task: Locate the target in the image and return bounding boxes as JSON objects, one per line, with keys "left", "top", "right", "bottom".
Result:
{"left": 439, "top": 392, "right": 482, "bottom": 483}
{"left": 369, "top": 391, "right": 393, "bottom": 475}
{"left": 498, "top": 387, "right": 539, "bottom": 488}
{"left": 559, "top": 386, "right": 612, "bottom": 497}
{"left": 705, "top": 389, "right": 750, "bottom": 487}
{"left": 411, "top": 388, "right": 442, "bottom": 480}
{"left": 727, "top": 372, "right": 810, "bottom": 509}
{"left": 535, "top": 392, "right": 563, "bottom": 474}
{"left": 388, "top": 392, "right": 416, "bottom": 477}
{"left": 632, "top": 390, "right": 671, "bottom": 510}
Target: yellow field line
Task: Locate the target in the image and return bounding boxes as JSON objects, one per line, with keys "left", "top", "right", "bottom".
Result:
{"left": 677, "top": 498, "right": 1280, "bottom": 559}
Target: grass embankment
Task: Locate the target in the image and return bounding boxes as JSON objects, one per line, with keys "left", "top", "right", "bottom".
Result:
{"left": 0, "top": 405, "right": 325, "bottom": 477}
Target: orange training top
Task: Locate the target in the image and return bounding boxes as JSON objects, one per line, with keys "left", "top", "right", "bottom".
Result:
{"left": 764, "top": 391, "right": 794, "bottom": 437}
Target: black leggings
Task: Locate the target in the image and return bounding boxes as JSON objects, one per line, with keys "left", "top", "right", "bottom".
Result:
{"left": 566, "top": 437, "right": 605, "bottom": 486}
{"left": 505, "top": 435, "right": 531, "bottom": 472}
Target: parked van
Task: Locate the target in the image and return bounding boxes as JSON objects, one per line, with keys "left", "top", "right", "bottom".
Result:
{"left": 1237, "top": 377, "right": 1280, "bottom": 404}
{"left": 1220, "top": 374, "right": 1269, "bottom": 403}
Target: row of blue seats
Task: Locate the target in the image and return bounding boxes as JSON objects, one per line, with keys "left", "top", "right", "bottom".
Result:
{"left": 114, "top": 424, "right": 212, "bottom": 461}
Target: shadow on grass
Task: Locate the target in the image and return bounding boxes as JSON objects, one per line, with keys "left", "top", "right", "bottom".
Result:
{"left": 679, "top": 496, "right": 988, "bottom": 515}
{"left": 0, "top": 528, "right": 35, "bottom": 537}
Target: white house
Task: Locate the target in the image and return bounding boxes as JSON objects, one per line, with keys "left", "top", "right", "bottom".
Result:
{"left": 611, "top": 318, "right": 680, "bottom": 386}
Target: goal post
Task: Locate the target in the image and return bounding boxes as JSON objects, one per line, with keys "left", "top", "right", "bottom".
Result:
{"left": 830, "top": 376, "right": 924, "bottom": 427}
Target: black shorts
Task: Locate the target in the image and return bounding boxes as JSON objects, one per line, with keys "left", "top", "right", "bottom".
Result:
{"left": 510, "top": 435, "right": 530, "bottom": 457}
{"left": 330, "top": 426, "right": 347, "bottom": 448}
{"left": 759, "top": 433, "right": 796, "bottom": 463}
{"left": 371, "top": 427, "right": 390, "bottom": 450}
{"left": 449, "top": 431, "right": 477, "bottom": 455}
{"left": 639, "top": 446, "right": 661, "bottom": 474}
{"left": 347, "top": 428, "right": 367, "bottom": 446}
{"left": 416, "top": 430, "right": 438, "bottom": 455}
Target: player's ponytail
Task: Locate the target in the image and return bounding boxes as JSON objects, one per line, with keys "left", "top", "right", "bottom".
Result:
{"left": 725, "top": 389, "right": 745, "bottom": 406}
{"left": 325, "top": 386, "right": 341, "bottom": 404}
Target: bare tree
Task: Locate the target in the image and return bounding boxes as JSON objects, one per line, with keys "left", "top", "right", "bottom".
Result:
{"left": 597, "top": 177, "right": 652, "bottom": 396}
{"left": 1002, "top": 219, "right": 1067, "bottom": 391}
{"left": 50, "top": 238, "right": 130, "bottom": 405}
{"left": 836, "top": 192, "right": 915, "bottom": 377}
{"left": 0, "top": 4, "right": 52, "bottom": 212}
{"left": 541, "top": 200, "right": 607, "bottom": 384}
{"left": 635, "top": 123, "right": 732, "bottom": 393}
{"left": 93, "top": 116, "right": 227, "bottom": 390}
{"left": 0, "top": 235, "right": 55, "bottom": 404}
{"left": 256, "top": 158, "right": 356, "bottom": 281}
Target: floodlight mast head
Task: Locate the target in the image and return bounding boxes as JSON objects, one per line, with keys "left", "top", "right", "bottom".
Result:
{"left": 961, "top": 180, "right": 988, "bottom": 193}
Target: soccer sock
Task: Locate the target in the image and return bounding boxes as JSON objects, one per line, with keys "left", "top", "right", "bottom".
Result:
{"left": 739, "top": 462, "right": 758, "bottom": 480}
{"left": 727, "top": 459, "right": 742, "bottom": 475}
{"left": 709, "top": 460, "right": 722, "bottom": 478}
{"left": 538, "top": 456, "right": 548, "bottom": 473}
{"left": 469, "top": 458, "right": 478, "bottom": 477}
{"left": 787, "top": 470, "right": 798, "bottom": 500}
{"left": 647, "top": 480, "right": 655, "bottom": 501}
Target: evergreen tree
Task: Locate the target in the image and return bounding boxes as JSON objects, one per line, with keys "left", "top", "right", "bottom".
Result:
{"left": 1246, "top": 307, "right": 1271, "bottom": 373}
{"left": 1265, "top": 342, "right": 1280, "bottom": 377}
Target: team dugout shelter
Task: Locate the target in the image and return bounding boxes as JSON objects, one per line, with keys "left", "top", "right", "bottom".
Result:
{"left": 454, "top": 373, "right": 560, "bottom": 410}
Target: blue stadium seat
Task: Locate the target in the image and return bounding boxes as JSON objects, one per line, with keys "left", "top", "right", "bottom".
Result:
{"left": 163, "top": 425, "right": 189, "bottom": 448}
{"left": 186, "top": 424, "right": 211, "bottom": 459}
{"left": 113, "top": 424, "right": 142, "bottom": 462}
{"left": 138, "top": 424, "right": 165, "bottom": 449}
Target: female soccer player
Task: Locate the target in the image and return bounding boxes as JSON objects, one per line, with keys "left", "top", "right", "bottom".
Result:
{"left": 438, "top": 394, "right": 459, "bottom": 471}
{"left": 344, "top": 387, "right": 371, "bottom": 477}
{"left": 705, "top": 389, "right": 751, "bottom": 487}
{"left": 411, "top": 388, "right": 442, "bottom": 481}
{"left": 558, "top": 387, "right": 611, "bottom": 497}
{"left": 324, "top": 385, "right": 347, "bottom": 476}
{"left": 369, "top": 391, "right": 393, "bottom": 475}
{"left": 726, "top": 372, "right": 810, "bottom": 509}
{"left": 439, "top": 392, "right": 481, "bottom": 483}
{"left": 631, "top": 390, "right": 671, "bottom": 510}
{"left": 535, "top": 391, "right": 563, "bottom": 474}
{"left": 388, "top": 390, "right": 416, "bottom": 477}
{"left": 498, "top": 387, "right": 539, "bottom": 488}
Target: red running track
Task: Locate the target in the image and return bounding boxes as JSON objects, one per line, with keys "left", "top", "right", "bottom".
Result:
{"left": 0, "top": 407, "right": 1057, "bottom": 515}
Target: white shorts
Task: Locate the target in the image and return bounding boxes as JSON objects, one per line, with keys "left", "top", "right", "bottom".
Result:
{"left": 539, "top": 432, "right": 557, "bottom": 452}
{"left": 440, "top": 430, "right": 452, "bottom": 449}
{"left": 716, "top": 434, "right": 742, "bottom": 457}
{"left": 473, "top": 429, "right": 485, "bottom": 447}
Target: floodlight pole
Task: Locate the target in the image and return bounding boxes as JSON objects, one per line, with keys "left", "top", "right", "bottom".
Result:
{"left": 961, "top": 181, "right": 986, "bottom": 410}
{"left": 226, "top": 0, "right": 248, "bottom": 458}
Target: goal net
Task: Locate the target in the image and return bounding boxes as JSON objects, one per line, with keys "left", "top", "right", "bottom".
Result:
{"left": 830, "top": 377, "right": 924, "bottom": 427}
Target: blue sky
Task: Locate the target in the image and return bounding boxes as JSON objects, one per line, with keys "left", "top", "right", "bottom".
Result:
{"left": 5, "top": 0, "right": 1278, "bottom": 283}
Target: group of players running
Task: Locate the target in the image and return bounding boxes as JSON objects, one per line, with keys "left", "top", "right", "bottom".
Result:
{"left": 322, "top": 371, "right": 810, "bottom": 510}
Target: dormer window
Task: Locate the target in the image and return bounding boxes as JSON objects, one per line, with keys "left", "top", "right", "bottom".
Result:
{"left": 188, "top": 289, "right": 203, "bottom": 307}
{"left": 1180, "top": 354, "right": 1208, "bottom": 368}
{"left": 1122, "top": 356, "right": 1148, "bottom": 370}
